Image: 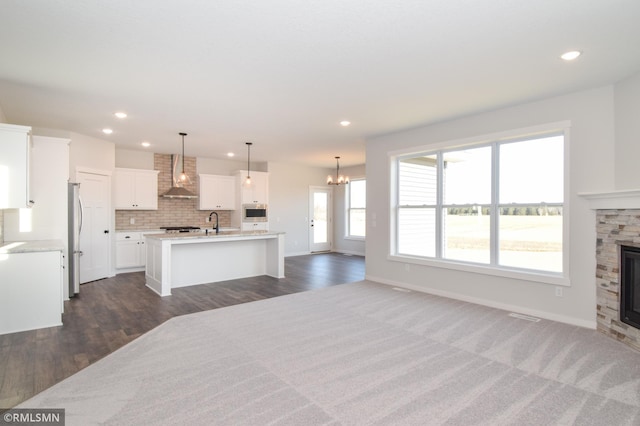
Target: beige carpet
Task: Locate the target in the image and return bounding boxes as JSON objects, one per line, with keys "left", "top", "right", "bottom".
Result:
{"left": 16, "top": 280, "right": 640, "bottom": 425}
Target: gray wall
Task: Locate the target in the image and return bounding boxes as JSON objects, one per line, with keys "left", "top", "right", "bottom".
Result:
{"left": 614, "top": 72, "right": 640, "bottom": 189}
{"left": 69, "top": 131, "right": 115, "bottom": 179}
{"left": 365, "top": 84, "right": 619, "bottom": 328}
{"left": 267, "top": 161, "right": 330, "bottom": 256}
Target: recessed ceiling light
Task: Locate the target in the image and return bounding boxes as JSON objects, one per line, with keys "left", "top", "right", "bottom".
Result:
{"left": 102, "top": 128, "right": 113, "bottom": 135}
{"left": 114, "top": 112, "right": 127, "bottom": 119}
{"left": 227, "top": 152, "right": 235, "bottom": 157}
{"left": 561, "top": 50, "right": 581, "bottom": 61}
{"left": 141, "top": 141, "right": 150, "bottom": 147}
{"left": 340, "top": 120, "right": 351, "bottom": 127}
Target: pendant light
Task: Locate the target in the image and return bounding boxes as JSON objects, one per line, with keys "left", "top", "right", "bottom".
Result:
{"left": 327, "top": 156, "right": 349, "bottom": 185}
{"left": 245, "top": 142, "right": 253, "bottom": 186}
{"left": 178, "top": 132, "right": 191, "bottom": 184}
{"left": 161, "top": 132, "right": 197, "bottom": 198}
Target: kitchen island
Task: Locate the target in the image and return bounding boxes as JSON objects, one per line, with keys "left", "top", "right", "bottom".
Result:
{"left": 144, "top": 231, "right": 285, "bottom": 296}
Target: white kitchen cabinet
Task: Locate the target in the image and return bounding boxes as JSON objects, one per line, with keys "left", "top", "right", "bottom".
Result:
{"left": 0, "top": 249, "right": 63, "bottom": 335}
{"left": 0, "top": 123, "right": 32, "bottom": 209}
{"left": 2, "top": 135, "right": 70, "bottom": 296}
{"left": 115, "top": 231, "right": 164, "bottom": 271}
{"left": 231, "top": 170, "right": 269, "bottom": 230}
{"left": 115, "top": 232, "right": 144, "bottom": 268}
{"left": 235, "top": 170, "right": 268, "bottom": 204}
{"left": 242, "top": 222, "right": 269, "bottom": 232}
{"left": 113, "top": 168, "right": 159, "bottom": 210}
{"left": 198, "top": 174, "right": 236, "bottom": 210}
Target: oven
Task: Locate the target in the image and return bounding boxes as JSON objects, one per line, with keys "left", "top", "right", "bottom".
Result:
{"left": 242, "top": 204, "right": 268, "bottom": 222}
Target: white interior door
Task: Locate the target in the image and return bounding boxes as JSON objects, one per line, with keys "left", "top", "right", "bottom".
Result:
{"left": 309, "top": 186, "right": 332, "bottom": 252}
{"left": 78, "top": 171, "right": 110, "bottom": 283}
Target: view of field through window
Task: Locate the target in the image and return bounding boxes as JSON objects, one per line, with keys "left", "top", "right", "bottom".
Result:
{"left": 444, "top": 210, "right": 563, "bottom": 272}
{"left": 397, "top": 134, "right": 563, "bottom": 273}
{"left": 348, "top": 179, "right": 366, "bottom": 237}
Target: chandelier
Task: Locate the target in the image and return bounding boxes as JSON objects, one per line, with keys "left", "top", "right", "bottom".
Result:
{"left": 327, "top": 156, "right": 349, "bottom": 185}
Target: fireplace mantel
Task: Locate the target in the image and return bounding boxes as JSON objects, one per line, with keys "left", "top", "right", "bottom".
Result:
{"left": 579, "top": 189, "right": 640, "bottom": 210}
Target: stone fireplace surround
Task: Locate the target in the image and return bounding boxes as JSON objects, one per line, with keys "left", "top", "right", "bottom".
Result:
{"left": 582, "top": 189, "right": 640, "bottom": 352}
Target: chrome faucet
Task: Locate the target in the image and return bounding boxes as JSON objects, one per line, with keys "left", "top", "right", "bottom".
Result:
{"left": 209, "top": 211, "right": 219, "bottom": 234}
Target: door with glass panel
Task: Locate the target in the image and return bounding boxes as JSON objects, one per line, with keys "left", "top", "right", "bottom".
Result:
{"left": 309, "top": 186, "right": 332, "bottom": 252}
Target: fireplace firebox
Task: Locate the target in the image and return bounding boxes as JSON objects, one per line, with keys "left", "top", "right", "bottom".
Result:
{"left": 620, "top": 245, "right": 640, "bottom": 330}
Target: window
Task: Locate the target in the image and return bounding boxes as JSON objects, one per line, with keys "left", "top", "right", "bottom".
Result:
{"left": 394, "top": 132, "right": 564, "bottom": 275}
{"left": 347, "top": 179, "right": 366, "bottom": 238}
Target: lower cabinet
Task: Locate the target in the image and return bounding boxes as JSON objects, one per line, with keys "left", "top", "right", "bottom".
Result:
{"left": 0, "top": 250, "right": 63, "bottom": 335}
{"left": 241, "top": 222, "right": 269, "bottom": 232}
{"left": 115, "top": 231, "right": 164, "bottom": 271}
{"left": 116, "top": 232, "right": 145, "bottom": 269}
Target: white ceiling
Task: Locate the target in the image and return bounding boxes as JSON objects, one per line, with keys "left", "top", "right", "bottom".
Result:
{"left": 1, "top": 0, "right": 639, "bottom": 168}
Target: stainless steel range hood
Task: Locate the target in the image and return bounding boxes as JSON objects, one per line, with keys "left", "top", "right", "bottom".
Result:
{"left": 162, "top": 185, "right": 197, "bottom": 199}
{"left": 161, "top": 154, "right": 197, "bottom": 199}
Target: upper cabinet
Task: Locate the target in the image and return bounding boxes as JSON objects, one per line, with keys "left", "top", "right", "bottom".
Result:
{"left": 113, "top": 168, "right": 159, "bottom": 210}
{"left": 198, "top": 174, "right": 236, "bottom": 210}
{"left": 0, "top": 123, "right": 32, "bottom": 209}
{"left": 235, "top": 170, "right": 269, "bottom": 205}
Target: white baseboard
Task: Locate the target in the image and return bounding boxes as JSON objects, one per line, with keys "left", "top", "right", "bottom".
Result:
{"left": 285, "top": 250, "right": 364, "bottom": 257}
{"left": 365, "top": 274, "right": 597, "bottom": 330}
{"left": 332, "top": 249, "right": 365, "bottom": 257}
{"left": 114, "top": 267, "right": 144, "bottom": 275}
{"left": 285, "top": 251, "right": 312, "bottom": 257}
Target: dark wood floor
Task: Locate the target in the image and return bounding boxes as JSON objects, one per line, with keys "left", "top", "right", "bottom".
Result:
{"left": 0, "top": 252, "right": 364, "bottom": 409}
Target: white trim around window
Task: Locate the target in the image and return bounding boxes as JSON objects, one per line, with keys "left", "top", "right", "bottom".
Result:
{"left": 346, "top": 177, "right": 366, "bottom": 239}
{"left": 388, "top": 121, "right": 571, "bottom": 287}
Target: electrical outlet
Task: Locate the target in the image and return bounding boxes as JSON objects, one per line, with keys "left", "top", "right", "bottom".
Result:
{"left": 129, "top": 217, "right": 135, "bottom": 225}
{"left": 555, "top": 287, "right": 563, "bottom": 297}
{"left": 405, "top": 264, "right": 410, "bottom": 272}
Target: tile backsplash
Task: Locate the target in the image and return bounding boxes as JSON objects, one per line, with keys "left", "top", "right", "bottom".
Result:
{"left": 114, "top": 153, "right": 233, "bottom": 230}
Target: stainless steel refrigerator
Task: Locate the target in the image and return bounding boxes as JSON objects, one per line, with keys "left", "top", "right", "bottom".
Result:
{"left": 68, "top": 182, "right": 82, "bottom": 297}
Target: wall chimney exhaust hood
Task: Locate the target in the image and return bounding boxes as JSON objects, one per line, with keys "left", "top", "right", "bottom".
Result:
{"left": 161, "top": 153, "right": 197, "bottom": 199}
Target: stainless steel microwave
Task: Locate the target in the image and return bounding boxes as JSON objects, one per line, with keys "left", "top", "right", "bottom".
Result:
{"left": 243, "top": 204, "right": 268, "bottom": 222}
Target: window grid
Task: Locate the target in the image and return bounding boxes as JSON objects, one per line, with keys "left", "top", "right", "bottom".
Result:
{"left": 347, "top": 178, "right": 366, "bottom": 238}
{"left": 395, "top": 132, "right": 564, "bottom": 274}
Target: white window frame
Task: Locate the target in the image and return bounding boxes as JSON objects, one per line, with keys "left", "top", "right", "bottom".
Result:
{"left": 346, "top": 177, "right": 366, "bottom": 240}
{"left": 388, "top": 121, "right": 571, "bottom": 287}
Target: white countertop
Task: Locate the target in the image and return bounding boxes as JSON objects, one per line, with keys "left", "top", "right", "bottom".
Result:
{"left": 145, "top": 230, "right": 283, "bottom": 241}
{"left": 115, "top": 229, "right": 164, "bottom": 233}
{"left": 115, "top": 228, "right": 240, "bottom": 234}
{"left": 0, "top": 239, "right": 65, "bottom": 253}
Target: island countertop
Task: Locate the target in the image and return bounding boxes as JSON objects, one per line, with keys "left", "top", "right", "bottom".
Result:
{"left": 144, "top": 230, "right": 284, "bottom": 241}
